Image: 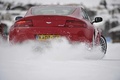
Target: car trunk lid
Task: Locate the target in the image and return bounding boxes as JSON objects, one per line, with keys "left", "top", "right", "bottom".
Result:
{"left": 23, "top": 15, "right": 75, "bottom": 27}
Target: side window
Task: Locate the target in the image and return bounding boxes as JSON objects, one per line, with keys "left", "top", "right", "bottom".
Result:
{"left": 81, "top": 8, "right": 91, "bottom": 21}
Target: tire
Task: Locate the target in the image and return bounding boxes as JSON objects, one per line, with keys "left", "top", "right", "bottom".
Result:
{"left": 100, "top": 35, "right": 107, "bottom": 54}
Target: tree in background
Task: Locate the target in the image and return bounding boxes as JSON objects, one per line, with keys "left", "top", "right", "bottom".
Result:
{"left": 100, "top": 0, "right": 107, "bottom": 9}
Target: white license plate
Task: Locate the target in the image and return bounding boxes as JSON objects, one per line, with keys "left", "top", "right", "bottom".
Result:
{"left": 36, "top": 35, "right": 60, "bottom": 40}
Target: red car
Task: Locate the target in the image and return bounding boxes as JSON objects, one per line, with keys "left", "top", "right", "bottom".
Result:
{"left": 9, "top": 5, "right": 107, "bottom": 54}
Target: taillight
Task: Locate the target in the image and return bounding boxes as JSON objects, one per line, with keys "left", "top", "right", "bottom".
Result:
{"left": 65, "top": 20, "right": 86, "bottom": 28}
{"left": 14, "top": 20, "right": 33, "bottom": 27}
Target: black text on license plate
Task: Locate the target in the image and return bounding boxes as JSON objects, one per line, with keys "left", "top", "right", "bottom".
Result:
{"left": 36, "top": 35, "right": 60, "bottom": 40}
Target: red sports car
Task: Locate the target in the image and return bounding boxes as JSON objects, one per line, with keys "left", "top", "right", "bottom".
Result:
{"left": 9, "top": 5, "right": 107, "bottom": 54}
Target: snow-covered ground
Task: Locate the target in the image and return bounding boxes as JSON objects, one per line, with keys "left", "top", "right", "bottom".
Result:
{"left": 0, "top": 38, "right": 120, "bottom": 80}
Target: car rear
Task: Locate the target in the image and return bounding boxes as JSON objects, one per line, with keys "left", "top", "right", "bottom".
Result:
{"left": 9, "top": 6, "right": 94, "bottom": 43}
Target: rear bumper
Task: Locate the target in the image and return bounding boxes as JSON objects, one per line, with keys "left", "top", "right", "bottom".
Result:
{"left": 9, "top": 27, "right": 94, "bottom": 43}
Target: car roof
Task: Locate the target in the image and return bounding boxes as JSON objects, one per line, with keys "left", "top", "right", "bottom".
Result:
{"left": 31, "top": 5, "right": 82, "bottom": 9}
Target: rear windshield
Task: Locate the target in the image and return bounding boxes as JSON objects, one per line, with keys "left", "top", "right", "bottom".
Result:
{"left": 31, "top": 6, "right": 76, "bottom": 15}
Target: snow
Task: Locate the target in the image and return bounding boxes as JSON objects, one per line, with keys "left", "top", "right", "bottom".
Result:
{"left": 109, "top": 25, "right": 120, "bottom": 32}
{"left": 3, "top": 0, "right": 120, "bottom": 7}
{"left": 0, "top": 0, "right": 120, "bottom": 80}
{"left": 3, "top": 0, "right": 101, "bottom": 7}
{"left": 0, "top": 38, "right": 120, "bottom": 80}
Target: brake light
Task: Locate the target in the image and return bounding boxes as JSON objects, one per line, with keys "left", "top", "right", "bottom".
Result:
{"left": 14, "top": 20, "right": 33, "bottom": 27}
{"left": 65, "top": 20, "right": 86, "bottom": 28}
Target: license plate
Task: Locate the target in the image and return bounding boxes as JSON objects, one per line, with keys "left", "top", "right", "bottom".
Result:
{"left": 36, "top": 35, "right": 60, "bottom": 40}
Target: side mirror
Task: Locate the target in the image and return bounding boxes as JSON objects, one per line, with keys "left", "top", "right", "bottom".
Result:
{"left": 92, "top": 17, "right": 103, "bottom": 24}
{"left": 15, "top": 16, "right": 23, "bottom": 21}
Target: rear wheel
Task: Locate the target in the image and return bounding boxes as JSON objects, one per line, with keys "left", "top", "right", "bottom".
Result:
{"left": 100, "top": 35, "right": 107, "bottom": 54}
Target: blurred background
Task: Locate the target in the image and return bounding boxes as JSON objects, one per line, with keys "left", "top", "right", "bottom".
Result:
{"left": 0, "top": 0, "right": 120, "bottom": 43}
